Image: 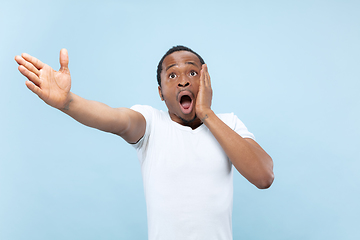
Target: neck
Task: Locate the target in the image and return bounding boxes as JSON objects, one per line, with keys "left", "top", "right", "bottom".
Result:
{"left": 169, "top": 112, "right": 203, "bottom": 130}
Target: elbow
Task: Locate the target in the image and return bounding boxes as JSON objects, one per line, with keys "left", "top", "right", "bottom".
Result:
{"left": 255, "top": 172, "right": 274, "bottom": 189}
{"left": 256, "top": 155, "right": 274, "bottom": 189}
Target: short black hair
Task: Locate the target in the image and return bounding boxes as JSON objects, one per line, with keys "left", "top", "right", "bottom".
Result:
{"left": 157, "top": 45, "right": 205, "bottom": 86}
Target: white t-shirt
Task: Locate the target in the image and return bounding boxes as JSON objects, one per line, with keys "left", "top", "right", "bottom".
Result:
{"left": 131, "top": 105, "right": 255, "bottom": 240}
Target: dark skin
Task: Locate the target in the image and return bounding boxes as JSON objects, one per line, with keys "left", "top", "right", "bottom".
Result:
{"left": 158, "top": 51, "right": 206, "bottom": 129}
{"left": 15, "top": 49, "right": 274, "bottom": 189}
{"left": 159, "top": 51, "right": 274, "bottom": 189}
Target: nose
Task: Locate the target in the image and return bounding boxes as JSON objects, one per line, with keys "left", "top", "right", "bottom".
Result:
{"left": 178, "top": 76, "right": 190, "bottom": 88}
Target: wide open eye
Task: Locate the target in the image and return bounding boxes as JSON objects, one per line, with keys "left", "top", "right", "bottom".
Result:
{"left": 189, "top": 71, "right": 197, "bottom": 77}
{"left": 169, "top": 73, "right": 176, "bottom": 79}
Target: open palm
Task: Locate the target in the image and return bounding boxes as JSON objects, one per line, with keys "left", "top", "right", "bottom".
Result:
{"left": 15, "top": 49, "right": 72, "bottom": 109}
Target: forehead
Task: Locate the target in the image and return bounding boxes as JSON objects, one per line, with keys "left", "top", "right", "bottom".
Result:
{"left": 162, "top": 51, "right": 201, "bottom": 70}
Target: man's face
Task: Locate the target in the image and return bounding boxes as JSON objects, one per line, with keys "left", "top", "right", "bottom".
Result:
{"left": 158, "top": 51, "right": 202, "bottom": 126}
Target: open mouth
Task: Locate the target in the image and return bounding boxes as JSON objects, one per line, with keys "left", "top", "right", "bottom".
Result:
{"left": 178, "top": 91, "right": 194, "bottom": 114}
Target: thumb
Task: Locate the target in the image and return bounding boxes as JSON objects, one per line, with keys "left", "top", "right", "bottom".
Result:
{"left": 59, "top": 48, "right": 69, "bottom": 70}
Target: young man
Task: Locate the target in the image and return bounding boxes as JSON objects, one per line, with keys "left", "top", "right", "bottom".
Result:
{"left": 15, "top": 46, "right": 274, "bottom": 240}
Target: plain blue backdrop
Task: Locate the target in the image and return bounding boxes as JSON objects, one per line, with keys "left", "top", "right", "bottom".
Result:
{"left": 1, "top": 0, "right": 359, "bottom": 239}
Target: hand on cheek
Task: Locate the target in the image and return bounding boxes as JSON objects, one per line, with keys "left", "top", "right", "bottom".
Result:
{"left": 195, "top": 64, "right": 213, "bottom": 121}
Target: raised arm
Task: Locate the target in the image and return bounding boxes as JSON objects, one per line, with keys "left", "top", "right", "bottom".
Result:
{"left": 15, "top": 49, "right": 145, "bottom": 143}
{"left": 196, "top": 64, "right": 274, "bottom": 189}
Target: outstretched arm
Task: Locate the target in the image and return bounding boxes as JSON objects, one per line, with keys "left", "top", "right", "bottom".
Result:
{"left": 196, "top": 64, "right": 274, "bottom": 189}
{"left": 15, "top": 49, "right": 145, "bottom": 143}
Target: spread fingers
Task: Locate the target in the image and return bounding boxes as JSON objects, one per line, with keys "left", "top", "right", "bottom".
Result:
{"left": 25, "top": 80, "right": 43, "bottom": 97}
{"left": 15, "top": 55, "right": 40, "bottom": 76}
{"left": 201, "top": 64, "right": 211, "bottom": 87}
{"left": 18, "top": 65, "right": 41, "bottom": 86}
{"left": 21, "top": 53, "right": 45, "bottom": 70}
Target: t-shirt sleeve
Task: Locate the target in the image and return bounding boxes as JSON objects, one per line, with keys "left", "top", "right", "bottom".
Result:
{"left": 130, "top": 105, "right": 153, "bottom": 149}
{"left": 233, "top": 114, "right": 255, "bottom": 140}
{"left": 219, "top": 113, "right": 255, "bottom": 140}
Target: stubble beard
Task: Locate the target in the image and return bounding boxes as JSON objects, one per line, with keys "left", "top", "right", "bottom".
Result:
{"left": 178, "top": 114, "right": 198, "bottom": 124}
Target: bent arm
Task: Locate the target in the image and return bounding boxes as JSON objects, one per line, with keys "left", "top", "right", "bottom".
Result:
{"left": 202, "top": 110, "right": 274, "bottom": 189}
{"left": 61, "top": 93, "right": 145, "bottom": 144}
{"left": 196, "top": 64, "right": 274, "bottom": 189}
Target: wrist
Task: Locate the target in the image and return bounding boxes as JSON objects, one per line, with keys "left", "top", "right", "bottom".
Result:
{"left": 198, "top": 109, "right": 214, "bottom": 123}
{"left": 61, "top": 92, "right": 73, "bottom": 111}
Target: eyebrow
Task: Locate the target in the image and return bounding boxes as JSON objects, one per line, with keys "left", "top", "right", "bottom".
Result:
{"left": 165, "top": 61, "right": 199, "bottom": 71}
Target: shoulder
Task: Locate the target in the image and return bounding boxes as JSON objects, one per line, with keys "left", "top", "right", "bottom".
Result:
{"left": 130, "top": 104, "right": 169, "bottom": 125}
{"left": 217, "top": 112, "right": 238, "bottom": 128}
{"left": 131, "top": 104, "right": 155, "bottom": 115}
{"left": 129, "top": 105, "right": 168, "bottom": 150}
{"left": 131, "top": 105, "right": 161, "bottom": 119}
{"left": 217, "top": 112, "right": 255, "bottom": 140}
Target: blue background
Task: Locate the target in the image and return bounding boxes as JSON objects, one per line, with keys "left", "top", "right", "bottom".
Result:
{"left": 1, "top": 0, "right": 359, "bottom": 239}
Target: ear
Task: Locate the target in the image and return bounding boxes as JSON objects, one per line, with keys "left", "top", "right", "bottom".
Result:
{"left": 158, "top": 86, "right": 164, "bottom": 101}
